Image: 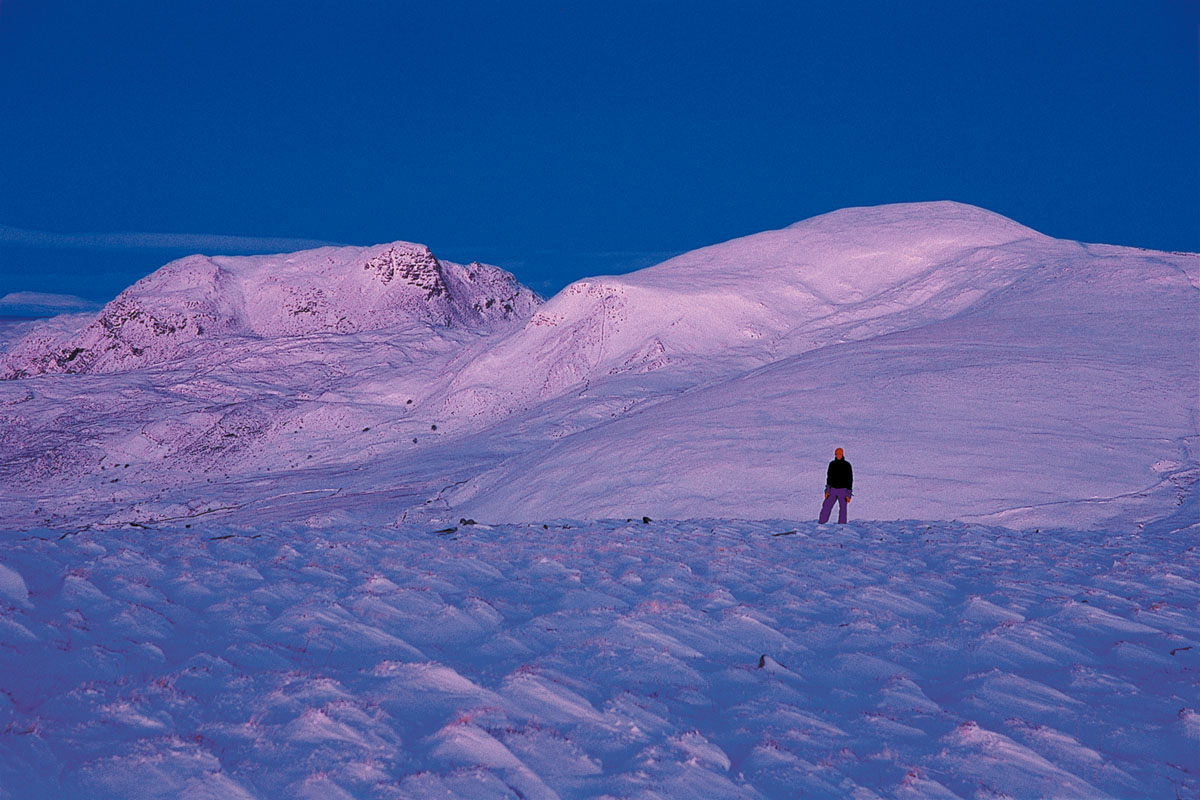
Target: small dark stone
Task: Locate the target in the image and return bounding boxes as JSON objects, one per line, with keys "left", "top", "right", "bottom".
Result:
{"left": 757, "top": 654, "right": 766, "bottom": 669}
{"left": 406, "top": 399, "right": 413, "bottom": 404}
{"left": 412, "top": 438, "right": 418, "bottom": 444}
{"left": 431, "top": 424, "right": 437, "bottom": 430}
{"left": 362, "top": 427, "right": 370, "bottom": 432}
{"left": 642, "top": 516, "right": 652, "bottom": 524}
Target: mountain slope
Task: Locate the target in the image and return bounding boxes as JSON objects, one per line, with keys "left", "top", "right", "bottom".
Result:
{"left": 452, "top": 241, "right": 1198, "bottom": 527}
{"left": 0, "top": 202, "right": 1194, "bottom": 531}
{"left": 446, "top": 212, "right": 1199, "bottom": 528}
{"left": 436, "top": 202, "right": 1054, "bottom": 423}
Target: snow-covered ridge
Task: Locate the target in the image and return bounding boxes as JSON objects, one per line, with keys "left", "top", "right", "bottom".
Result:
{"left": 1, "top": 241, "right": 540, "bottom": 377}
{"left": 437, "top": 202, "right": 1056, "bottom": 420}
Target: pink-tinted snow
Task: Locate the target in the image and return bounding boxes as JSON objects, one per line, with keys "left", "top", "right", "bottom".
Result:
{"left": 1, "top": 519, "right": 1196, "bottom": 798}
{"left": 1, "top": 203, "right": 1196, "bottom": 531}
{"left": 0, "top": 202, "right": 1197, "bottom": 798}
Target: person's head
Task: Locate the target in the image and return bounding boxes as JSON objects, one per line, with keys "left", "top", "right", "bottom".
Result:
{"left": 834, "top": 447, "right": 844, "bottom": 460}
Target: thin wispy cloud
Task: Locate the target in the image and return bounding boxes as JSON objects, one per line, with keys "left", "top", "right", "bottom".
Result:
{"left": 0, "top": 291, "right": 102, "bottom": 316}
{"left": 0, "top": 224, "right": 342, "bottom": 254}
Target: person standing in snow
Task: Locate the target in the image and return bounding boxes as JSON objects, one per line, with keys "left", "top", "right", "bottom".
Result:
{"left": 819, "top": 447, "right": 852, "bottom": 524}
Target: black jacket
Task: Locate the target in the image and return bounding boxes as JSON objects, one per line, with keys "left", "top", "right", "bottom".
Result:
{"left": 826, "top": 458, "right": 853, "bottom": 492}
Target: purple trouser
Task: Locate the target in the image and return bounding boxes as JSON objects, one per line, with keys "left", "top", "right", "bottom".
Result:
{"left": 819, "top": 488, "right": 850, "bottom": 524}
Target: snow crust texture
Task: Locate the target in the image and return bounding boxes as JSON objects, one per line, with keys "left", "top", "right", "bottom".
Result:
{"left": 1, "top": 518, "right": 1196, "bottom": 799}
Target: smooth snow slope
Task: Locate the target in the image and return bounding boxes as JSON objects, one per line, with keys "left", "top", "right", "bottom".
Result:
{"left": 453, "top": 234, "right": 1200, "bottom": 528}
{"left": 436, "top": 203, "right": 1048, "bottom": 422}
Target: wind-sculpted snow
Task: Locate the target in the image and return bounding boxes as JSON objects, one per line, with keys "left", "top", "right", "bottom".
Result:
{"left": 0, "top": 242, "right": 539, "bottom": 377}
{"left": 1, "top": 518, "right": 1196, "bottom": 798}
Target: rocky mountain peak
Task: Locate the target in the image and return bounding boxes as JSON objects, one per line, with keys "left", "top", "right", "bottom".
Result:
{"left": 1, "top": 241, "right": 540, "bottom": 377}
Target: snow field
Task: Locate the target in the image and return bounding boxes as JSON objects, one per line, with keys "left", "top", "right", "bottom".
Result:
{"left": 1, "top": 519, "right": 1196, "bottom": 798}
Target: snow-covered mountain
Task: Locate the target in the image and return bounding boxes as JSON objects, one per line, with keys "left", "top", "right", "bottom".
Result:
{"left": 437, "top": 203, "right": 1049, "bottom": 421}
{"left": 0, "top": 202, "right": 1195, "bottom": 532}
{"left": 450, "top": 211, "right": 1199, "bottom": 527}
{"left": 0, "top": 242, "right": 539, "bottom": 377}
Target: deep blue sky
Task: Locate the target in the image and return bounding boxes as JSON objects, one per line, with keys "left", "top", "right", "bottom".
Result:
{"left": 1, "top": 1, "right": 1197, "bottom": 302}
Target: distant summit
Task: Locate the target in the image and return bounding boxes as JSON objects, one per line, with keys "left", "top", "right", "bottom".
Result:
{"left": 2, "top": 241, "right": 540, "bottom": 377}
{"left": 637, "top": 200, "right": 1046, "bottom": 293}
